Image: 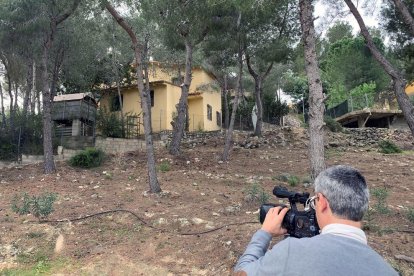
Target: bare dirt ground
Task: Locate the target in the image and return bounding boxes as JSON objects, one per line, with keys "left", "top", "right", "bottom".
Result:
{"left": 0, "top": 128, "right": 414, "bottom": 275}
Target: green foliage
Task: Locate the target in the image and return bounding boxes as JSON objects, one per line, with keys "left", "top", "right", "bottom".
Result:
{"left": 407, "top": 208, "right": 414, "bottom": 223}
{"left": 263, "top": 93, "right": 290, "bottom": 124}
{"left": 371, "top": 187, "right": 389, "bottom": 214}
{"left": 287, "top": 175, "right": 300, "bottom": 187}
{"left": 11, "top": 193, "right": 31, "bottom": 215}
{"left": 69, "top": 148, "right": 105, "bottom": 168}
{"left": 0, "top": 113, "right": 44, "bottom": 161}
{"left": 158, "top": 161, "right": 170, "bottom": 172}
{"left": 322, "top": 36, "right": 390, "bottom": 109}
{"left": 96, "top": 107, "right": 124, "bottom": 138}
{"left": 11, "top": 192, "right": 57, "bottom": 220}
{"left": 324, "top": 116, "right": 343, "bottom": 132}
{"left": 245, "top": 183, "right": 270, "bottom": 205}
{"left": 276, "top": 173, "right": 290, "bottom": 182}
{"left": 378, "top": 140, "right": 402, "bottom": 154}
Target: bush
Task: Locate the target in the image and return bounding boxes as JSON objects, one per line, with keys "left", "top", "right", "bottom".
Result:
{"left": 287, "top": 175, "right": 300, "bottom": 187}
{"left": 158, "top": 161, "right": 170, "bottom": 172}
{"left": 378, "top": 140, "right": 402, "bottom": 154}
{"left": 11, "top": 192, "right": 57, "bottom": 220}
{"left": 371, "top": 187, "right": 389, "bottom": 214}
{"left": 69, "top": 148, "right": 105, "bottom": 168}
{"left": 324, "top": 116, "right": 343, "bottom": 132}
{"left": 96, "top": 107, "right": 124, "bottom": 138}
{"left": 408, "top": 208, "right": 414, "bottom": 223}
{"left": 245, "top": 183, "right": 270, "bottom": 205}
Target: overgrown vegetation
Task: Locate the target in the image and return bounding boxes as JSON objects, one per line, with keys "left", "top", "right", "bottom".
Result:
{"left": 245, "top": 183, "right": 270, "bottom": 204}
{"left": 276, "top": 173, "right": 300, "bottom": 187}
{"left": 324, "top": 115, "right": 343, "bottom": 132}
{"left": 0, "top": 113, "right": 44, "bottom": 161}
{"left": 68, "top": 148, "right": 105, "bottom": 168}
{"left": 158, "top": 161, "right": 171, "bottom": 172}
{"left": 378, "top": 140, "right": 402, "bottom": 154}
{"left": 287, "top": 175, "right": 300, "bottom": 187}
{"left": 11, "top": 192, "right": 58, "bottom": 220}
{"left": 371, "top": 187, "right": 389, "bottom": 214}
{"left": 408, "top": 208, "right": 414, "bottom": 223}
{"left": 96, "top": 107, "right": 125, "bottom": 138}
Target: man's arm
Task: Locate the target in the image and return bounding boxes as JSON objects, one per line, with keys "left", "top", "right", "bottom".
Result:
{"left": 234, "top": 206, "right": 289, "bottom": 275}
{"left": 234, "top": 230, "right": 272, "bottom": 271}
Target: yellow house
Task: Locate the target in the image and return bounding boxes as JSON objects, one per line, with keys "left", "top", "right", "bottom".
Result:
{"left": 99, "top": 62, "right": 222, "bottom": 135}
{"left": 406, "top": 82, "right": 414, "bottom": 97}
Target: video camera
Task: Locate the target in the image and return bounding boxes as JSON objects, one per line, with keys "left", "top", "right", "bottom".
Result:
{"left": 259, "top": 186, "right": 320, "bottom": 238}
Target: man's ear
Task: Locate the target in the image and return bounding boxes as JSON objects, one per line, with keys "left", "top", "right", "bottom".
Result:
{"left": 234, "top": 271, "right": 247, "bottom": 276}
{"left": 318, "top": 193, "right": 329, "bottom": 212}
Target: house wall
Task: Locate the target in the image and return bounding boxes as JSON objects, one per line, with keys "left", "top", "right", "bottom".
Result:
{"left": 165, "top": 84, "right": 182, "bottom": 131}
{"left": 99, "top": 62, "right": 221, "bottom": 133}
{"left": 188, "top": 96, "right": 204, "bottom": 131}
{"left": 406, "top": 83, "right": 414, "bottom": 96}
{"left": 202, "top": 90, "right": 222, "bottom": 131}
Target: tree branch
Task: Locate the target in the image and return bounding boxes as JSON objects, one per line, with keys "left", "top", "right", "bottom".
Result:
{"left": 391, "top": 0, "right": 414, "bottom": 37}
{"left": 55, "top": 0, "right": 81, "bottom": 25}
{"left": 104, "top": 2, "right": 140, "bottom": 47}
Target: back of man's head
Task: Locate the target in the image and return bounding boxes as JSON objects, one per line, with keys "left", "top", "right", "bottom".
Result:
{"left": 314, "top": 165, "right": 369, "bottom": 221}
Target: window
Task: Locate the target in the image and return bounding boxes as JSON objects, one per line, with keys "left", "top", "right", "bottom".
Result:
{"left": 150, "top": 90, "right": 154, "bottom": 107}
{"left": 207, "top": 104, "right": 212, "bottom": 121}
{"left": 111, "top": 95, "right": 123, "bottom": 112}
{"left": 216, "top": 111, "right": 222, "bottom": 126}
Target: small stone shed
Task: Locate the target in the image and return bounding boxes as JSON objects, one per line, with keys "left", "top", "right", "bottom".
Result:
{"left": 52, "top": 93, "right": 97, "bottom": 148}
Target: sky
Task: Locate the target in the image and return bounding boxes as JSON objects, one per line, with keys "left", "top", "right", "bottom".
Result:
{"left": 314, "top": 1, "right": 381, "bottom": 36}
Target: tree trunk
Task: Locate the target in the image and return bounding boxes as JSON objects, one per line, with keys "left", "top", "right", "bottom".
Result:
{"left": 0, "top": 82, "right": 6, "bottom": 129}
{"left": 224, "top": 75, "right": 230, "bottom": 129}
{"left": 40, "top": 0, "right": 81, "bottom": 174}
{"left": 246, "top": 55, "right": 273, "bottom": 137}
{"left": 254, "top": 78, "right": 263, "bottom": 136}
{"left": 299, "top": 0, "right": 326, "bottom": 179}
{"left": 222, "top": 29, "right": 243, "bottom": 161}
{"left": 169, "top": 39, "right": 193, "bottom": 156}
{"left": 222, "top": 12, "right": 243, "bottom": 161}
{"left": 391, "top": 0, "right": 414, "bottom": 37}
{"left": 41, "top": 42, "right": 56, "bottom": 174}
{"left": 13, "top": 82, "right": 19, "bottom": 113}
{"left": 5, "top": 68, "right": 14, "bottom": 133}
{"left": 23, "top": 59, "right": 33, "bottom": 119}
{"left": 30, "top": 61, "right": 36, "bottom": 114}
{"left": 105, "top": 2, "right": 161, "bottom": 193}
{"left": 345, "top": 0, "right": 414, "bottom": 136}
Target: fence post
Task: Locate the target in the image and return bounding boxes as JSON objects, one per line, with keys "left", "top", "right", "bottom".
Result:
{"left": 350, "top": 96, "right": 353, "bottom": 112}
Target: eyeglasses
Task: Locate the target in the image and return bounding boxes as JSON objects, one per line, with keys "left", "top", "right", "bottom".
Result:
{"left": 305, "top": 195, "right": 319, "bottom": 211}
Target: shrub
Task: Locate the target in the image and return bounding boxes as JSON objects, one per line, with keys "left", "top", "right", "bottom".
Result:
{"left": 371, "top": 187, "right": 389, "bottom": 214}
{"left": 11, "top": 192, "right": 57, "bottom": 220}
{"left": 408, "top": 208, "right": 414, "bottom": 223}
{"left": 96, "top": 107, "right": 124, "bottom": 138}
{"left": 158, "top": 161, "right": 170, "bottom": 172}
{"left": 324, "top": 116, "right": 343, "bottom": 132}
{"left": 69, "top": 148, "right": 105, "bottom": 168}
{"left": 287, "top": 175, "right": 300, "bottom": 187}
{"left": 245, "top": 183, "right": 270, "bottom": 205}
{"left": 378, "top": 140, "right": 402, "bottom": 154}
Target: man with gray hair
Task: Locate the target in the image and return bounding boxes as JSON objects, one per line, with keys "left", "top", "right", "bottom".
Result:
{"left": 234, "top": 165, "right": 397, "bottom": 275}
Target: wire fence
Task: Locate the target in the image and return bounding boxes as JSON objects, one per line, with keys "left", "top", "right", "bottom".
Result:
{"left": 326, "top": 93, "right": 375, "bottom": 119}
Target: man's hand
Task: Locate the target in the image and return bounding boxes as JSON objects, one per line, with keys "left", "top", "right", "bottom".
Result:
{"left": 261, "top": 206, "right": 288, "bottom": 237}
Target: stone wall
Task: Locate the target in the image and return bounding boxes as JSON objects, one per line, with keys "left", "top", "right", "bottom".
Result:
{"left": 95, "top": 137, "right": 166, "bottom": 154}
